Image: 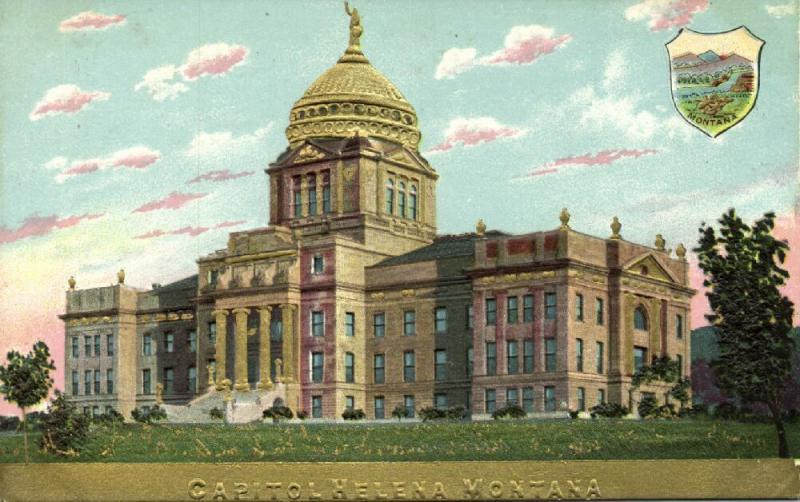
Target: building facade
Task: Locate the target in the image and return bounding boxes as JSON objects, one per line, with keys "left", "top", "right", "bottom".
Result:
{"left": 60, "top": 9, "right": 693, "bottom": 420}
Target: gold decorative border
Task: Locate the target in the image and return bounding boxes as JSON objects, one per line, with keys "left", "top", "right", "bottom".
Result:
{"left": 0, "top": 459, "right": 797, "bottom": 501}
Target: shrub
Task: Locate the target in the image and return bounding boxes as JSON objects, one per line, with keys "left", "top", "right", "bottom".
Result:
{"left": 589, "top": 402, "right": 628, "bottom": 418}
{"left": 637, "top": 395, "right": 660, "bottom": 418}
{"left": 342, "top": 408, "right": 366, "bottom": 420}
{"left": 391, "top": 404, "right": 409, "bottom": 421}
{"left": 209, "top": 407, "right": 224, "bottom": 420}
{"left": 713, "top": 402, "right": 740, "bottom": 420}
{"left": 131, "top": 405, "right": 167, "bottom": 424}
{"left": 0, "top": 415, "right": 20, "bottom": 432}
{"left": 93, "top": 409, "right": 124, "bottom": 425}
{"left": 492, "top": 404, "right": 526, "bottom": 420}
{"left": 446, "top": 406, "right": 467, "bottom": 420}
{"left": 569, "top": 409, "right": 580, "bottom": 419}
{"left": 263, "top": 406, "right": 294, "bottom": 421}
{"left": 418, "top": 407, "right": 446, "bottom": 422}
{"left": 39, "top": 391, "right": 90, "bottom": 456}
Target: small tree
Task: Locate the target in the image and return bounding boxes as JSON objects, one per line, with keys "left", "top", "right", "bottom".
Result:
{"left": 40, "top": 391, "right": 90, "bottom": 456}
{"left": 0, "top": 341, "right": 55, "bottom": 463}
{"left": 695, "top": 209, "right": 795, "bottom": 457}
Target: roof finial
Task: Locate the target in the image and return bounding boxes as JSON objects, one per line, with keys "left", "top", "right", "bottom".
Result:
{"left": 344, "top": 2, "right": 363, "bottom": 52}
{"left": 559, "top": 208, "right": 570, "bottom": 230}
{"left": 610, "top": 216, "right": 622, "bottom": 240}
{"left": 476, "top": 219, "right": 486, "bottom": 236}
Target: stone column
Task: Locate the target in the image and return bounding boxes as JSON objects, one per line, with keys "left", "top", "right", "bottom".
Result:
{"left": 212, "top": 309, "right": 229, "bottom": 388}
{"left": 280, "top": 304, "right": 297, "bottom": 383}
{"left": 232, "top": 308, "right": 250, "bottom": 391}
{"left": 258, "top": 307, "right": 273, "bottom": 390}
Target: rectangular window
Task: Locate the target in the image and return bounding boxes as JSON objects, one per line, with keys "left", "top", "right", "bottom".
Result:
{"left": 374, "top": 396, "right": 385, "bottom": 419}
{"left": 84, "top": 336, "right": 91, "bottom": 357}
{"left": 434, "top": 307, "right": 447, "bottom": 333}
{"left": 312, "top": 254, "right": 324, "bottom": 274}
{"left": 485, "top": 389, "right": 496, "bottom": 413}
{"left": 466, "top": 347, "right": 474, "bottom": 377}
{"left": 93, "top": 370, "right": 100, "bottom": 394}
{"left": 188, "top": 366, "right": 196, "bottom": 393}
{"left": 322, "top": 172, "right": 331, "bottom": 214}
{"left": 187, "top": 331, "right": 197, "bottom": 353}
{"left": 164, "top": 332, "right": 174, "bottom": 353}
{"left": 106, "top": 369, "right": 114, "bottom": 394}
{"left": 466, "top": 305, "right": 474, "bottom": 329}
{"left": 311, "top": 352, "right": 324, "bottom": 383}
{"left": 596, "top": 342, "right": 604, "bottom": 374}
{"left": 374, "top": 353, "right": 385, "bottom": 384}
{"left": 597, "top": 389, "right": 606, "bottom": 405}
{"left": 143, "top": 334, "right": 152, "bottom": 356}
{"left": 545, "top": 338, "right": 557, "bottom": 372}
{"left": 506, "top": 387, "right": 519, "bottom": 406}
{"left": 345, "top": 312, "right": 355, "bottom": 337}
{"left": 308, "top": 174, "right": 317, "bottom": 216}
{"left": 577, "top": 387, "right": 586, "bottom": 411}
{"left": 107, "top": 334, "right": 114, "bottom": 356}
{"left": 71, "top": 370, "right": 79, "bottom": 395}
{"left": 293, "top": 176, "right": 302, "bottom": 218}
{"left": 403, "top": 351, "right": 416, "bottom": 382}
{"left": 596, "top": 298, "right": 604, "bottom": 325}
{"left": 676, "top": 314, "right": 684, "bottom": 339}
{"left": 634, "top": 346, "right": 647, "bottom": 371}
{"left": 164, "top": 367, "right": 174, "bottom": 393}
{"left": 208, "top": 322, "right": 217, "bottom": 345}
{"left": 94, "top": 335, "right": 101, "bottom": 357}
{"left": 523, "top": 340, "right": 534, "bottom": 373}
{"left": 142, "top": 369, "right": 151, "bottom": 394}
{"left": 71, "top": 337, "right": 79, "bottom": 358}
{"left": 523, "top": 387, "right": 534, "bottom": 413}
{"left": 92, "top": 406, "right": 99, "bottom": 418}
{"left": 507, "top": 296, "right": 518, "bottom": 324}
{"left": 545, "top": 292, "right": 557, "bottom": 320}
{"left": 434, "top": 349, "right": 447, "bottom": 381}
{"left": 576, "top": 338, "right": 584, "bottom": 372}
{"left": 575, "top": 294, "right": 584, "bottom": 321}
{"left": 434, "top": 393, "right": 448, "bottom": 409}
{"left": 523, "top": 294, "right": 534, "bottom": 322}
{"left": 506, "top": 340, "right": 518, "bottom": 375}
{"left": 485, "top": 298, "right": 496, "bottom": 325}
{"left": 373, "top": 313, "right": 385, "bottom": 337}
{"left": 345, "top": 352, "right": 355, "bottom": 383}
{"left": 311, "top": 311, "right": 325, "bottom": 337}
{"left": 404, "top": 395, "right": 415, "bottom": 418}
{"left": 403, "top": 310, "right": 416, "bottom": 336}
{"left": 345, "top": 396, "right": 354, "bottom": 411}
{"left": 485, "top": 342, "right": 497, "bottom": 376}
{"left": 544, "top": 386, "right": 556, "bottom": 411}
{"left": 84, "top": 370, "right": 92, "bottom": 395}
{"left": 312, "top": 395, "right": 323, "bottom": 418}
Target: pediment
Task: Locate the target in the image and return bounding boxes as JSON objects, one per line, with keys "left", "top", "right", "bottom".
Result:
{"left": 623, "top": 253, "right": 678, "bottom": 283}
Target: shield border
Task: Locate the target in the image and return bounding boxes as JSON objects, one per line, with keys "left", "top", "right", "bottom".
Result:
{"left": 665, "top": 26, "right": 765, "bottom": 138}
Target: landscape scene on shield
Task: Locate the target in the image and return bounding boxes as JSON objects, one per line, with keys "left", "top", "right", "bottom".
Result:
{"left": 671, "top": 47, "right": 757, "bottom": 135}
{"left": 0, "top": 0, "right": 798, "bottom": 466}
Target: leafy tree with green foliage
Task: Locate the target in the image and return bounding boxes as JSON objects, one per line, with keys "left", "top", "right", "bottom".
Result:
{"left": 0, "top": 341, "right": 55, "bottom": 463}
{"left": 39, "top": 390, "right": 90, "bottom": 456}
{"left": 695, "top": 209, "right": 795, "bottom": 457}
{"left": 391, "top": 404, "right": 409, "bottom": 421}
{"left": 631, "top": 355, "right": 691, "bottom": 410}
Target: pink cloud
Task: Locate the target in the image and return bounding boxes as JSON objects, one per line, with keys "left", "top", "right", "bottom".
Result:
{"left": 62, "top": 160, "right": 101, "bottom": 176}
{"left": 132, "top": 192, "right": 208, "bottom": 213}
{"left": 59, "top": 11, "right": 126, "bottom": 32}
{"left": 625, "top": 0, "right": 709, "bottom": 31}
{"left": 109, "top": 146, "right": 161, "bottom": 169}
{"left": 30, "top": 84, "right": 110, "bottom": 121}
{"left": 522, "top": 149, "right": 658, "bottom": 178}
{"left": 50, "top": 146, "right": 161, "bottom": 183}
{"left": 182, "top": 43, "right": 249, "bottom": 81}
{"left": 0, "top": 213, "right": 103, "bottom": 245}
{"left": 428, "top": 117, "right": 527, "bottom": 153}
{"left": 134, "top": 220, "right": 246, "bottom": 240}
{"left": 187, "top": 169, "right": 255, "bottom": 184}
{"left": 215, "top": 220, "right": 247, "bottom": 229}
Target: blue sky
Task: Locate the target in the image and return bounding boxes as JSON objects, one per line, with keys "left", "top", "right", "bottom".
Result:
{"left": 0, "top": 0, "right": 797, "bottom": 404}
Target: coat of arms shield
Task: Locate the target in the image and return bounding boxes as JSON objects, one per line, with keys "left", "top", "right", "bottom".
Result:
{"left": 666, "top": 27, "right": 764, "bottom": 138}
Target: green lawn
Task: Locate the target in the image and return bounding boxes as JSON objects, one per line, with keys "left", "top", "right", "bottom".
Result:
{"left": 0, "top": 419, "right": 794, "bottom": 463}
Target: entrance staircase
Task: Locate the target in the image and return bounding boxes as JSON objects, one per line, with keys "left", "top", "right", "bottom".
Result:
{"left": 161, "top": 384, "right": 287, "bottom": 424}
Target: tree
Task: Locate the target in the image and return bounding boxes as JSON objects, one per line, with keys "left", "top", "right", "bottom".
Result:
{"left": 0, "top": 341, "right": 56, "bottom": 463}
{"left": 695, "top": 209, "right": 795, "bottom": 457}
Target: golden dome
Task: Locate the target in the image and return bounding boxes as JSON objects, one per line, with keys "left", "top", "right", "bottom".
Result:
{"left": 285, "top": 4, "right": 420, "bottom": 150}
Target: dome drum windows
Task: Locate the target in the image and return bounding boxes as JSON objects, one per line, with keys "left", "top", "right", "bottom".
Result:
{"left": 384, "top": 175, "right": 420, "bottom": 221}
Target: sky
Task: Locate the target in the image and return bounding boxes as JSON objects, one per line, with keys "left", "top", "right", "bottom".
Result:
{"left": 0, "top": 0, "right": 798, "bottom": 415}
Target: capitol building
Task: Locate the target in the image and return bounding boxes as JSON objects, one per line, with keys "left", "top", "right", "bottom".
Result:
{"left": 60, "top": 7, "right": 692, "bottom": 422}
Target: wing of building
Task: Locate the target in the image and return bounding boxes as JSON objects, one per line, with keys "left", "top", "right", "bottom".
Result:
{"left": 59, "top": 7, "right": 693, "bottom": 422}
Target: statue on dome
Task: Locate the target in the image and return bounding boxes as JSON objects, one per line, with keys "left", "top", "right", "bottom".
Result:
{"left": 344, "top": 2, "right": 362, "bottom": 50}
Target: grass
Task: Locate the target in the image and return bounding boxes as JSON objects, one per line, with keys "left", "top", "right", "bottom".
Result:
{"left": 0, "top": 419, "right": 793, "bottom": 463}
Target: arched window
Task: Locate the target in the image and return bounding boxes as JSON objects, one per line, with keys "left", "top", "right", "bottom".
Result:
{"left": 385, "top": 178, "right": 394, "bottom": 214}
{"left": 398, "top": 182, "right": 406, "bottom": 217}
{"left": 307, "top": 174, "right": 317, "bottom": 216}
{"left": 633, "top": 306, "right": 648, "bottom": 331}
{"left": 321, "top": 171, "right": 331, "bottom": 213}
{"left": 409, "top": 184, "right": 418, "bottom": 220}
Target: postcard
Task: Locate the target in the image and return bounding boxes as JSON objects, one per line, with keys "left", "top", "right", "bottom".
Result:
{"left": 0, "top": 1, "right": 798, "bottom": 500}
